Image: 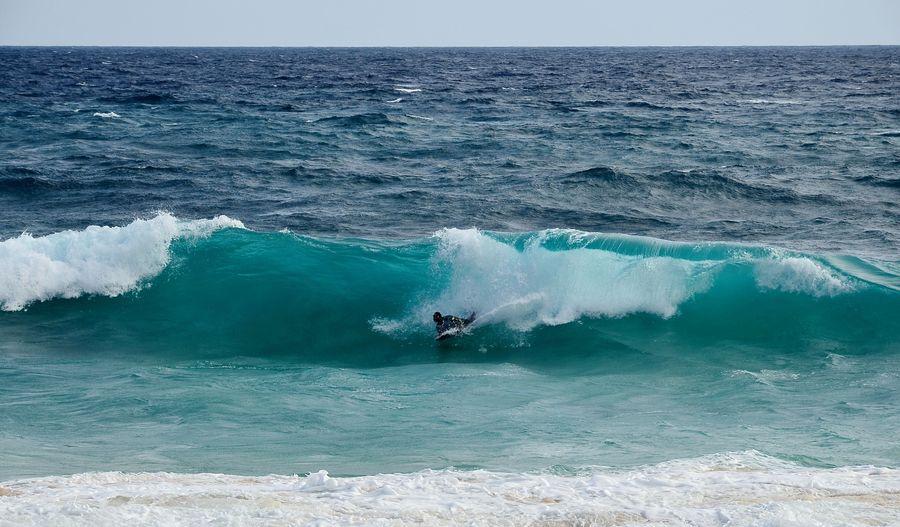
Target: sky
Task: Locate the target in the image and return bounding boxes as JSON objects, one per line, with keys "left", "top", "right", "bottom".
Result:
{"left": 1, "top": 0, "right": 898, "bottom": 46}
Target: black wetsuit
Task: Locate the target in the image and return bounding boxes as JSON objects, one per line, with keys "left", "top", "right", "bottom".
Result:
{"left": 436, "top": 313, "right": 476, "bottom": 335}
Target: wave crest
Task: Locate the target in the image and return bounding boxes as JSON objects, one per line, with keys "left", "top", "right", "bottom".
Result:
{"left": 0, "top": 214, "right": 244, "bottom": 311}
{"left": 428, "top": 228, "right": 718, "bottom": 328}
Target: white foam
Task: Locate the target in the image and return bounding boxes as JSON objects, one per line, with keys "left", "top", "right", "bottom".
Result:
{"left": 92, "top": 111, "right": 121, "bottom": 118}
{"left": 1, "top": 452, "right": 896, "bottom": 527}
{"left": 394, "top": 87, "right": 422, "bottom": 93}
{"left": 729, "top": 369, "right": 800, "bottom": 385}
{"left": 740, "top": 99, "right": 802, "bottom": 105}
{"left": 421, "top": 228, "right": 718, "bottom": 330}
{"left": 754, "top": 257, "right": 852, "bottom": 296}
{"left": 386, "top": 97, "right": 403, "bottom": 103}
{"left": 0, "top": 213, "right": 244, "bottom": 311}
{"left": 369, "top": 316, "right": 406, "bottom": 335}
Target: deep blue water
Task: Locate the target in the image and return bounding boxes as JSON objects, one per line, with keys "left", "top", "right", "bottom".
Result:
{"left": 0, "top": 47, "right": 898, "bottom": 482}
{"left": 2, "top": 47, "right": 899, "bottom": 255}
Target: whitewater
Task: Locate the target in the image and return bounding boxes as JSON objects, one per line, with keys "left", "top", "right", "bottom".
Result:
{"left": 3, "top": 452, "right": 899, "bottom": 527}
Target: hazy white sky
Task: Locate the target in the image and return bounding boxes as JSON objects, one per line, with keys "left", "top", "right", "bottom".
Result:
{"left": 1, "top": 0, "right": 898, "bottom": 46}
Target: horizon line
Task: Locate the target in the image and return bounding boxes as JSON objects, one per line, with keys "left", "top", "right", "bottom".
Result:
{"left": 2, "top": 44, "right": 899, "bottom": 49}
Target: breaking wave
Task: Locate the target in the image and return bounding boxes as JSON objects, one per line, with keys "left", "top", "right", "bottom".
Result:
{"left": 0, "top": 215, "right": 897, "bottom": 362}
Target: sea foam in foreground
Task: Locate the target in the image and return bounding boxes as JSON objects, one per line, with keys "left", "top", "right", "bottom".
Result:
{"left": 2, "top": 452, "right": 898, "bottom": 526}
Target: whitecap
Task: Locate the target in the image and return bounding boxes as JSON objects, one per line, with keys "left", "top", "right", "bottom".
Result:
{"left": 92, "top": 111, "right": 121, "bottom": 118}
{"left": 740, "top": 98, "right": 802, "bottom": 105}
{"left": 0, "top": 213, "right": 244, "bottom": 311}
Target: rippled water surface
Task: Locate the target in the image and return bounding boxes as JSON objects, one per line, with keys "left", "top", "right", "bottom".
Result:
{"left": 2, "top": 47, "right": 898, "bottom": 257}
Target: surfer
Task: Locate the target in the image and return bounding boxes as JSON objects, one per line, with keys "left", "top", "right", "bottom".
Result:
{"left": 433, "top": 311, "right": 476, "bottom": 337}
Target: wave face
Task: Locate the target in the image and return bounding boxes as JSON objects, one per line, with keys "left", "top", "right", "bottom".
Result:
{"left": 2, "top": 452, "right": 898, "bottom": 527}
{"left": 1, "top": 215, "right": 897, "bottom": 365}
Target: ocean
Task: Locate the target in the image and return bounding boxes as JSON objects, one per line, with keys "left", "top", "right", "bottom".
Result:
{"left": 0, "top": 47, "right": 898, "bottom": 525}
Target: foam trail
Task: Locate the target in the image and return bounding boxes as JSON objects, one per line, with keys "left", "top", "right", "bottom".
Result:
{"left": 1, "top": 452, "right": 897, "bottom": 527}
{"left": 0, "top": 213, "right": 243, "bottom": 311}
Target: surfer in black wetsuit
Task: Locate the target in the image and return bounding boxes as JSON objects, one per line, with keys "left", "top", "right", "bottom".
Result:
{"left": 433, "top": 311, "right": 476, "bottom": 336}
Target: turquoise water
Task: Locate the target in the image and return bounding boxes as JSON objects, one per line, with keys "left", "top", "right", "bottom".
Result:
{"left": 1, "top": 221, "right": 897, "bottom": 479}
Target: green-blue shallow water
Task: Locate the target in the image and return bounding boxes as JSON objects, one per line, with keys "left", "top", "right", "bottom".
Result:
{"left": 1, "top": 219, "right": 897, "bottom": 479}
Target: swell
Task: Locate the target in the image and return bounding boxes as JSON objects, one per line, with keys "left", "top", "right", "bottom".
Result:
{"left": 556, "top": 166, "right": 839, "bottom": 205}
{"left": 0, "top": 215, "right": 897, "bottom": 364}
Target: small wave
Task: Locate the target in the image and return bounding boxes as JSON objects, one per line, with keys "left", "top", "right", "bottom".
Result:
{"left": 656, "top": 169, "right": 833, "bottom": 204}
{"left": 0, "top": 213, "right": 244, "bottom": 311}
{"left": 625, "top": 100, "right": 700, "bottom": 112}
{"left": 92, "top": 111, "right": 120, "bottom": 118}
{"left": 0, "top": 176, "right": 62, "bottom": 192}
{"left": 559, "top": 166, "right": 637, "bottom": 187}
{"left": 2, "top": 452, "right": 897, "bottom": 526}
{"left": 100, "top": 93, "right": 176, "bottom": 104}
{"left": 854, "top": 175, "right": 900, "bottom": 189}
{"left": 404, "top": 114, "right": 433, "bottom": 121}
{"left": 314, "top": 112, "right": 394, "bottom": 127}
{"left": 0, "top": 172, "right": 84, "bottom": 193}
{"left": 394, "top": 87, "right": 422, "bottom": 93}
{"left": 386, "top": 97, "right": 402, "bottom": 103}
{"left": 461, "top": 96, "right": 496, "bottom": 105}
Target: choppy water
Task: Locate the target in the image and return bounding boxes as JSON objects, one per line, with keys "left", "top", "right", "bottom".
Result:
{"left": 1, "top": 47, "right": 899, "bottom": 525}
